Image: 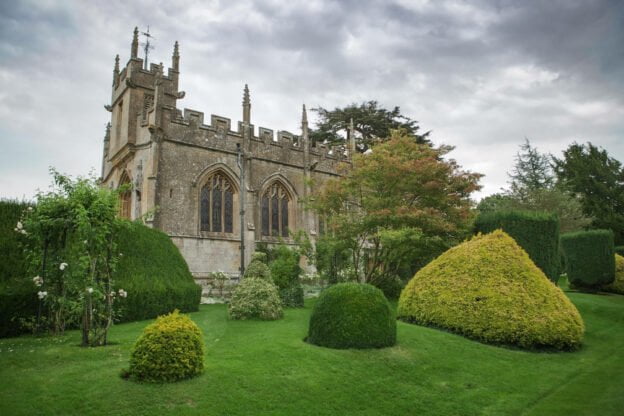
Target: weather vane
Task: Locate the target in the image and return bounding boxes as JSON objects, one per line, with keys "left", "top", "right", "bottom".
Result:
{"left": 140, "top": 26, "right": 155, "bottom": 70}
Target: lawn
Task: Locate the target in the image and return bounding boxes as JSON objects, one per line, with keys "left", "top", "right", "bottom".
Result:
{"left": 1, "top": 290, "right": 623, "bottom": 416}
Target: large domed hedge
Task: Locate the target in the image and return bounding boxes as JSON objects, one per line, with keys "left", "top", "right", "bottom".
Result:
{"left": 398, "top": 230, "right": 584, "bottom": 350}
{"left": 128, "top": 310, "right": 204, "bottom": 383}
{"left": 307, "top": 283, "right": 396, "bottom": 349}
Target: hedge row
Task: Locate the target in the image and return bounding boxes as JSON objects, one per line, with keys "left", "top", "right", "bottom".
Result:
{"left": 560, "top": 229, "right": 615, "bottom": 290}
{"left": 474, "top": 210, "right": 560, "bottom": 283}
{"left": 0, "top": 200, "right": 35, "bottom": 337}
{"left": 113, "top": 221, "right": 202, "bottom": 322}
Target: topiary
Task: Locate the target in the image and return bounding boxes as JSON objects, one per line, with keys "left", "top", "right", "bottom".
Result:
{"left": 398, "top": 230, "right": 584, "bottom": 350}
{"left": 127, "top": 310, "right": 204, "bottom": 383}
{"left": 228, "top": 278, "right": 283, "bottom": 320}
{"left": 474, "top": 210, "right": 560, "bottom": 283}
{"left": 560, "top": 229, "right": 615, "bottom": 290}
{"left": 307, "top": 283, "right": 396, "bottom": 349}
{"left": 602, "top": 254, "right": 624, "bottom": 295}
{"left": 243, "top": 257, "right": 272, "bottom": 281}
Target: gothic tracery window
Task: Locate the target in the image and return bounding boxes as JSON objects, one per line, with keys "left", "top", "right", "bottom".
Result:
{"left": 200, "top": 172, "right": 234, "bottom": 233}
{"left": 261, "top": 182, "right": 290, "bottom": 238}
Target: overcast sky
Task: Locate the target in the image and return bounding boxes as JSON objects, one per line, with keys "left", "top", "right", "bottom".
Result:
{"left": 1, "top": 0, "right": 622, "bottom": 201}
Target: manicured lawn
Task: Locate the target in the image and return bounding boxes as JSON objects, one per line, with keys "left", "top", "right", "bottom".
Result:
{"left": 1, "top": 290, "right": 624, "bottom": 415}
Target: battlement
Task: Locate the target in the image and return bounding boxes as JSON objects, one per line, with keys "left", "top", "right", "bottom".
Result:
{"left": 167, "top": 107, "right": 348, "bottom": 163}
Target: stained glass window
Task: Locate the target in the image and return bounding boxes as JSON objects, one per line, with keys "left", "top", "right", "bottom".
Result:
{"left": 261, "top": 182, "right": 290, "bottom": 238}
{"left": 200, "top": 172, "right": 234, "bottom": 233}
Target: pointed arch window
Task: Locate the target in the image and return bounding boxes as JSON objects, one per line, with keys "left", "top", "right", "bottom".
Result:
{"left": 200, "top": 173, "right": 234, "bottom": 233}
{"left": 118, "top": 173, "right": 132, "bottom": 220}
{"left": 261, "top": 182, "right": 290, "bottom": 238}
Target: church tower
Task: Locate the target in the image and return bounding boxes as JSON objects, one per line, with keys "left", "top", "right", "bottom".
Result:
{"left": 101, "top": 27, "right": 182, "bottom": 223}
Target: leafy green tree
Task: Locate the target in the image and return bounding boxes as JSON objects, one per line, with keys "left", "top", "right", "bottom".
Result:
{"left": 20, "top": 169, "right": 124, "bottom": 346}
{"left": 553, "top": 142, "right": 624, "bottom": 244}
{"left": 508, "top": 138, "right": 554, "bottom": 199}
{"left": 311, "top": 101, "right": 430, "bottom": 151}
{"left": 479, "top": 139, "right": 592, "bottom": 234}
{"left": 313, "top": 130, "right": 482, "bottom": 284}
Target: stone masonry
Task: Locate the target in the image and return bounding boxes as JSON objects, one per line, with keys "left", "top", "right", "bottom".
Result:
{"left": 100, "top": 28, "right": 352, "bottom": 287}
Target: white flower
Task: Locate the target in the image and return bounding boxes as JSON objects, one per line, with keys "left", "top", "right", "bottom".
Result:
{"left": 32, "top": 276, "right": 43, "bottom": 287}
{"left": 27, "top": 207, "right": 33, "bottom": 211}
{"left": 37, "top": 291, "right": 47, "bottom": 300}
{"left": 86, "top": 287, "right": 94, "bottom": 294}
{"left": 59, "top": 263, "right": 68, "bottom": 271}
{"left": 83, "top": 240, "right": 88, "bottom": 245}
{"left": 118, "top": 289, "right": 127, "bottom": 298}
{"left": 110, "top": 291, "right": 116, "bottom": 297}
{"left": 20, "top": 229, "right": 27, "bottom": 235}
{"left": 16, "top": 221, "right": 23, "bottom": 230}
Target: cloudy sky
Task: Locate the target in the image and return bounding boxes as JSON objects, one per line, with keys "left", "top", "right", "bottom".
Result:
{"left": 1, "top": 0, "right": 622, "bottom": 201}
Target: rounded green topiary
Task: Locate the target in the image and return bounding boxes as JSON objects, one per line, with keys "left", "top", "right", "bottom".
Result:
{"left": 228, "top": 278, "right": 283, "bottom": 320}
{"left": 398, "top": 230, "right": 584, "bottom": 350}
{"left": 128, "top": 310, "right": 204, "bottom": 382}
{"left": 602, "top": 254, "right": 624, "bottom": 295}
{"left": 243, "top": 258, "right": 272, "bottom": 281}
{"left": 307, "top": 283, "right": 396, "bottom": 349}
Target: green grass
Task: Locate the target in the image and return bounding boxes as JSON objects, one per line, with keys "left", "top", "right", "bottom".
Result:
{"left": 1, "top": 291, "right": 624, "bottom": 415}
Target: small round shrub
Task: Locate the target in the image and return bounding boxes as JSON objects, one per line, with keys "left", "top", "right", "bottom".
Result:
{"left": 228, "top": 278, "right": 283, "bottom": 320}
{"left": 307, "top": 283, "right": 396, "bottom": 349}
{"left": 602, "top": 254, "right": 624, "bottom": 295}
{"left": 243, "top": 258, "right": 272, "bottom": 281}
{"left": 398, "top": 230, "right": 584, "bottom": 350}
{"left": 128, "top": 310, "right": 204, "bottom": 383}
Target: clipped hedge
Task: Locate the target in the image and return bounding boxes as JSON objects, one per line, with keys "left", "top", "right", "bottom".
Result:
{"left": 398, "top": 230, "right": 584, "bottom": 350}
{"left": 128, "top": 310, "right": 204, "bottom": 382}
{"left": 560, "top": 229, "right": 615, "bottom": 290}
{"left": 307, "top": 283, "right": 396, "bottom": 349}
{"left": 0, "top": 200, "right": 37, "bottom": 338}
{"left": 228, "top": 278, "right": 283, "bottom": 320}
{"left": 602, "top": 255, "right": 624, "bottom": 295}
{"left": 474, "top": 210, "right": 560, "bottom": 283}
{"left": 114, "top": 221, "right": 202, "bottom": 322}
{"left": 615, "top": 246, "right": 624, "bottom": 256}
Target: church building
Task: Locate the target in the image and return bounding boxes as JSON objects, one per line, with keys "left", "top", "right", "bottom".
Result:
{"left": 100, "top": 28, "right": 351, "bottom": 284}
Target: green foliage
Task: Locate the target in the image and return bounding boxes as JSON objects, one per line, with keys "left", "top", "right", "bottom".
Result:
{"left": 228, "top": 278, "right": 283, "bottom": 320}
{"left": 369, "top": 274, "right": 404, "bottom": 300}
{"left": 311, "top": 100, "right": 430, "bottom": 151}
{"left": 0, "top": 200, "right": 37, "bottom": 337}
{"left": 114, "top": 221, "right": 202, "bottom": 322}
{"left": 553, "top": 142, "right": 624, "bottom": 245}
{"left": 508, "top": 138, "right": 554, "bottom": 197}
{"left": 474, "top": 210, "right": 560, "bottom": 283}
{"left": 269, "top": 245, "right": 304, "bottom": 307}
{"left": 602, "top": 255, "right": 624, "bottom": 295}
{"left": 560, "top": 229, "right": 615, "bottom": 290}
{"left": 20, "top": 170, "right": 122, "bottom": 346}
{"left": 398, "top": 230, "right": 584, "bottom": 350}
{"left": 314, "top": 236, "right": 352, "bottom": 284}
{"left": 615, "top": 246, "right": 624, "bottom": 256}
{"left": 128, "top": 310, "right": 204, "bottom": 382}
{"left": 243, "top": 257, "right": 272, "bottom": 281}
{"left": 307, "top": 283, "right": 396, "bottom": 349}
{"left": 314, "top": 130, "right": 481, "bottom": 283}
